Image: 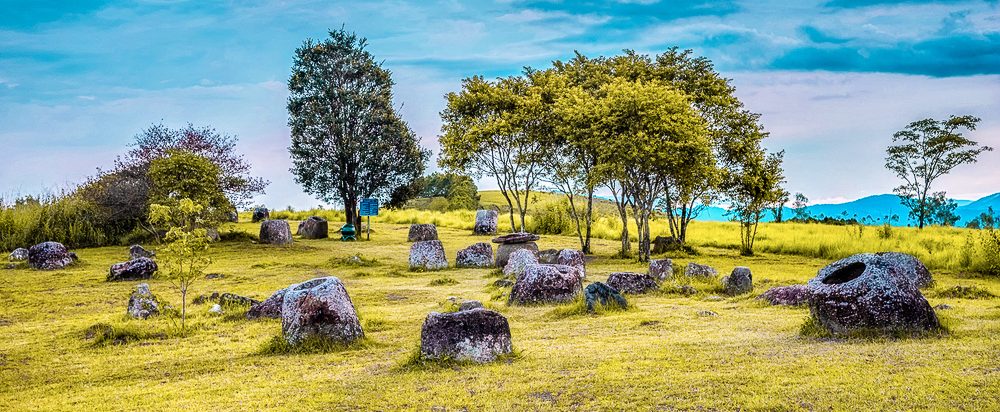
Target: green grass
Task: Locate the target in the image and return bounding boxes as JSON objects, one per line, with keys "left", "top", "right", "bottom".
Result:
{"left": 1, "top": 218, "right": 999, "bottom": 410}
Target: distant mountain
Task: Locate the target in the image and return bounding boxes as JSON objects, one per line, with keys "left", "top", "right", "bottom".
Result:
{"left": 689, "top": 192, "right": 1000, "bottom": 226}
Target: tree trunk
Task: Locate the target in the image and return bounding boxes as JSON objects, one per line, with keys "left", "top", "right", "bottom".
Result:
{"left": 583, "top": 190, "right": 594, "bottom": 254}
{"left": 344, "top": 196, "right": 360, "bottom": 229}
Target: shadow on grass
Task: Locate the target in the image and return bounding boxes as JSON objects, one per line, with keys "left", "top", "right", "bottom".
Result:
{"left": 255, "top": 335, "right": 373, "bottom": 356}
{"left": 397, "top": 347, "right": 522, "bottom": 371}
{"left": 797, "top": 316, "right": 952, "bottom": 341}
{"left": 83, "top": 322, "right": 170, "bottom": 347}
{"left": 545, "top": 296, "right": 636, "bottom": 319}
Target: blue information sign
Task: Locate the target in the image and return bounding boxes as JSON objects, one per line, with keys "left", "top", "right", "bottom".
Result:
{"left": 359, "top": 198, "right": 379, "bottom": 216}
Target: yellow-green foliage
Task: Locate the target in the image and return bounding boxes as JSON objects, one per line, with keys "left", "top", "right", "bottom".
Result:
{"left": 1, "top": 220, "right": 998, "bottom": 410}
{"left": 0, "top": 194, "right": 114, "bottom": 250}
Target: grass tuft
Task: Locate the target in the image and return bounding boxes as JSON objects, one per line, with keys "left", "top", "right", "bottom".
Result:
{"left": 256, "top": 335, "right": 371, "bottom": 355}
{"left": 934, "top": 285, "right": 997, "bottom": 299}
{"left": 428, "top": 276, "right": 459, "bottom": 286}
{"left": 547, "top": 296, "right": 634, "bottom": 319}
{"left": 83, "top": 323, "right": 167, "bottom": 347}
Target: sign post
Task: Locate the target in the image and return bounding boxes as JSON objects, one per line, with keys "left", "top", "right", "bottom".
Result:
{"left": 359, "top": 198, "right": 379, "bottom": 240}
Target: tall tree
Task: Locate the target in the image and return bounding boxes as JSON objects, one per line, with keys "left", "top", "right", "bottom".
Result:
{"left": 288, "top": 29, "right": 429, "bottom": 228}
{"left": 792, "top": 192, "right": 810, "bottom": 221}
{"left": 559, "top": 78, "right": 711, "bottom": 262}
{"left": 728, "top": 145, "right": 786, "bottom": 256}
{"left": 885, "top": 115, "right": 991, "bottom": 229}
{"left": 439, "top": 76, "right": 548, "bottom": 232}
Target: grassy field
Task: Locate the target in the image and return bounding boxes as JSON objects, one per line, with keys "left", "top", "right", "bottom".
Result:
{"left": 1, "top": 218, "right": 999, "bottom": 410}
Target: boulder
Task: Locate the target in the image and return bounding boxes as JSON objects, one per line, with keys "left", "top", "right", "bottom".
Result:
{"left": 875, "top": 252, "right": 933, "bottom": 288}
{"left": 509, "top": 264, "right": 583, "bottom": 305}
{"left": 455, "top": 242, "right": 493, "bottom": 268}
{"left": 492, "top": 232, "right": 540, "bottom": 244}
{"left": 459, "top": 300, "right": 484, "bottom": 311}
{"left": 420, "top": 309, "right": 512, "bottom": 363}
{"left": 227, "top": 210, "right": 239, "bottom": 223}
{"left": 28, "top": 241, "right": 75, "bottom": 270}
{"left": 584, "top": 282, "right": 628, "bottom": 312}
{"left": 298, "top": 216, "right": 329, "bottom": 239}
{"left": 127, "top": 283, "right": 159, "bottom": 319}
{"left": 407, "top": 224, "right": 439, "bottom": 242}
{"left": 409, "top": 240, "right": 448, "bottom": 271}
{"left": 684, "top": 262, "right": 718, "bottom": 278}
{"left": 722, "top": 266, "right": 753, "bottom": 295}
{"left": 8, "top": 248, "right": 28, "bottom": 262}
{"left": 208, "top": 304, "right": 223, "bottom": 314}
{"left": 247, "top": 288, "right": 286, "bottom": 319}
{"left": 758, "top": 285, "right": 810, "bottom": 306}
{"left": 649, "top": 259, "right": 674, "bottom": 281}
{"left": 806, "top": 254, "right": 939, "bottom": 335}
{"left": 503, "top": 249, "right": 538, "bottom": 278}
{"left": 252, "top": 207, "right": 269, "bottom": 223}
{"left": 107, "top": 257, "right": 158, "bottom": 281}
{"left": 651, "top": 236, "right": 682, "bottom": 254}
{"left": 495, "top": 242, "right": 539, "bottom": 268}
{"left": 473, "top": 210, "right": 499, "bottom": 235}
{"left": 556, "top": 249, "right": 586, "bottom": 277}
{"left": 218, "top": 292, "right": 259, "bottom": 307}
{"left": 606, "top": 272, "right": 659, "bottom": 294}
{"left": 536, "top": 249, "right": 559, "bottom": 264}
{"left": 259, "top": 220, "right": 293, "bottom": 245}
{"left": 281, "top": 277, "right": 364, "bottom": 345}
{"left": 129, "top": 244, "right": 154, "bottom": 260}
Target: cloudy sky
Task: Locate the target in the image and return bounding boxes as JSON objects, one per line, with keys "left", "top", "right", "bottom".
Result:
{"left": 2, "top": 0, "right": 998, "bottom": 208}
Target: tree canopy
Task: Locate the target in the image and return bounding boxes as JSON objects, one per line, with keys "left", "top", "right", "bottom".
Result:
{"left": 288, "top": 28, "right": 429, "bottom": 227}
{"left": 885, "top": 115, "right": 991, "bottom": 229}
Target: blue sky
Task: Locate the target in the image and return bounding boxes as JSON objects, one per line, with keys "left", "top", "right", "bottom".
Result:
{"left": 2, "top": 0, "right": 999, "bottom": 208}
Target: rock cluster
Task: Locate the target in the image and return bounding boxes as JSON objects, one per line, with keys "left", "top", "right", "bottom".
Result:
{"left": 455, "top": 243, "right": 493, "bottom": 268}
{"left": 503, "top": 249, "right": 538, "bottom": 278}
{"left": 684, "top": 262, "right": 718, "bottom": 278}
{"left": 722, "top": 266, "right": 753, "bottom": 295}
{"left": 409, "top": 240, "right": 448, "bottom": 271}
{"left": 298, "top": 216, "right": 329, "bottom": 239}
{"left": 28, "top": 241, "right": 76, "bottom": 270}
{"left": 606, "top": 272, "right": 659, "bottom": 294}
{"left": 806, "top": 253, "right": 939, "bottom": 335}
{"left": 107, "top": 257, "right": 158, "bottom": 281}
{"left": 509, "top": 264, "right": 582, "bottom": 305}
{"left": 407, "top": 224, "right": 439, "bottom": 242}
{"left": 127, "top": 283, "right": 159, "bottom": 319}
{"left": 281, "top": 276, "right": 364, "bottom": 345}
{"left": 420, "top": 308, "right": 512, "bottom": 363}
{"left": 259, "top": 220, "right": 293, "bottom": 245}
{"left": 584, "top": 282, "right": 628, "bottom": 312}
{"left": 252, "top": 207, "right": 270, "bottom": 223}
{"left": 651, "top": 236, "right": 682, "bottom": 254}
{"left": 492, "top": 232, "right": 540, "bottom": 267}
{"left": 473, "top": 209, "right": 499, "bottom": 235}
{"left": 758, "top": 285, "right": 810, "bottom": 306}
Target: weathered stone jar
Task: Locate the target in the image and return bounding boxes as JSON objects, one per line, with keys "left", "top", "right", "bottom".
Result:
{"left": 806, "top": 253, "right": 939, "bottom": 335}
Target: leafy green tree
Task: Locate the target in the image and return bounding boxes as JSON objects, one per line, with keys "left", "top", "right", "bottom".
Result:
{"left": 118, "top": 123, "right": 268, "bottom": 208}
{"left": 727, "top": 145, "right": 786, "bottom": 256}
{"left": 558, "top": 78, "right": 711, "bottom": 262}
{"left": 926, "top": 192, "right": 960, "bottom": 226}
{"left": 439, "top": 76, "right": 549, "bottom": 232}
{"left": 792, "top": 192, "right": 810, "bottom": 221}
{"left": 885, "top": 115, "right": 991, "bottom": 229}
{"left": 417, "top": 172, "right": 480, "bottom": 210}
{"left": 288, "top": 29, "right": 429, "bottom": 228}
{"left": 149, "top": 198, "right": 212, "bottom": 333}
{"left": 148, "top": 150, "right": 231, "bottom": 230}
{"left": 770, "top": 189, "right": 790, "bottom": 223}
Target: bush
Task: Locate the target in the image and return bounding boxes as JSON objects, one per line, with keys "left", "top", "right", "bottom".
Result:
{"left": 0, "top": 194, "right": 116, "bottom": 250}
{"left": 527, "top": 201, "right": 574, "bottom": 235}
